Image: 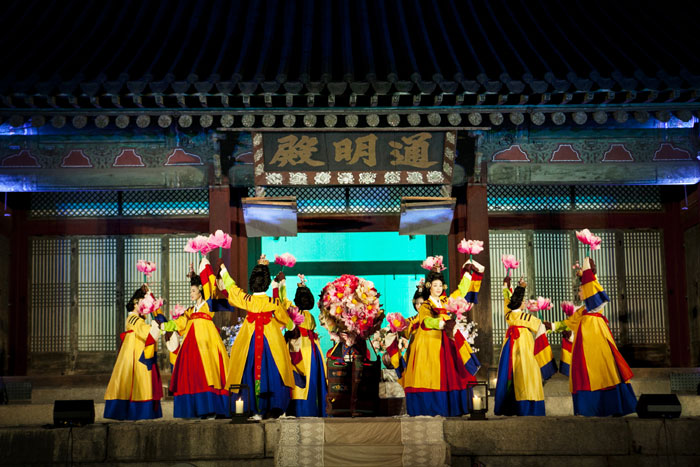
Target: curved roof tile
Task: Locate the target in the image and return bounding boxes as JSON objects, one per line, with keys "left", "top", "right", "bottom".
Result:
{"left": 0, "top": 0, "right": 698, "bottom": 109}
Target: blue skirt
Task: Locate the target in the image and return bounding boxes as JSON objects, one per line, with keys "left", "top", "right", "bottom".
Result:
{"left": 231, "top": 333, "right": 291, "bottom": 415}
{"left": 287, "top": 344, "right": 327, "bottom": 417}
{"left": 573, "top": 382, "right": 637, "bottom": 417}
{"left": 405, "top": 388, "right": 472, "bottom": 417}
{"left": 104, "top": 399, "right": 162, "bottom": 420}
{"left": 173, "top": 391, "right": 229, "bottom": 418}
{"left": 494, "top": 336, "right": 546, "bottom": 416}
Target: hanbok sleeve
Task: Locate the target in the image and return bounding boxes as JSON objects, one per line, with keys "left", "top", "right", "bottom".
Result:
{"left": 219, "top": 265, "right": 251, "bottom": 310}
{"left": 127, "top": 313, "right": 150, "bottom": 340}
{"left": 452, "top": 260, "right": 485, "bottom": 301}
{"left": 173, "top": 307, "right": 192, "bottom": 334}
{"left": 418, "top": 302, "right": 445, "bottom": 330}
{"left": 563, "top": 306, "right": 586, "bottom": 333}
{"left": 273, "top": 298, "right": 294, "bottom": 329}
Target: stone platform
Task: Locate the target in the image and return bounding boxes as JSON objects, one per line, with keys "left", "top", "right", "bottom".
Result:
{"left": 1, "top": 416, "right": 700, "bottom": 466}
{"left": 1, "top": 369, "right": 699, "bottom": 465}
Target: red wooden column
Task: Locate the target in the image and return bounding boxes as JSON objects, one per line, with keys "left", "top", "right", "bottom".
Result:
{"left": 228, "top": 187, "right": 249, "bottom": 322}
{"left": 664, "top": 190, "right": 691, "bottom": 366}
{"left": 465, "top": 182, "right": 491, "bottom": 371}
{"left": 209, "top": 184, "right": 231, "bottom": 328}
{"left": 8, "top": 197, "right": 29, "bottom": 375}
{"left": 209, "top": 184, "right": 232, "bottom": 269}
{"left": 449, "top": 181, "right": 492, "bottom": 371}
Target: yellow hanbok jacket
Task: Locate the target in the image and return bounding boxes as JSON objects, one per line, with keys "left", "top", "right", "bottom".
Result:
{"left": 399, "top": 270, "right": 479, "bottom": 391}
{"left": 400, "top": 286, "right": 477, "bottom": 391}
{"left": 105, "top": 313, "right": 160, "bottom": 402}
{"left": 220, "top": 268, "right": 295, "bottom": 389}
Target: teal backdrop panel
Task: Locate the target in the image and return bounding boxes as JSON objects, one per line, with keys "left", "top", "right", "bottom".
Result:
{"left": 246, "top": 232, "right": 449, "bottom": 355}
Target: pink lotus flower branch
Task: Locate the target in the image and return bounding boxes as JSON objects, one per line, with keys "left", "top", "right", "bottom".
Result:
{"left": 274, "top": 252, "right": 297, "bottom": 268}
{"left": 501, "top": 254, "right": 520, "bottom": 277}
{"left": 457, "top": 238, "right": 484, "bottom": 259}
{"left": 575, "top": 228, "right": 602, "bottom": 255}
{"left": 560, "top": 301, "right": 575, "bottom": 317}
{"left": 170, "top": 304, "right": 186, "bottom": 320}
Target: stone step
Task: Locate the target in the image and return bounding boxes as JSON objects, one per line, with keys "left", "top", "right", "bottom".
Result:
{"left": 3, "top": 393, "right": 699, "bottom": 428}
{"left": 24, "top": 376, "right": 675, "bottom": 405}
{"left": 3, "top": 416, "right": 699, "bottom": 466}
{"left": 0, "top": 401, "right": 176, "bottom": 427}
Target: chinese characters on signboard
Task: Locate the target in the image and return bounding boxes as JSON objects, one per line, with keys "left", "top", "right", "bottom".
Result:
{"left": 253, "top": 131, "right": 456, "bottom": 186}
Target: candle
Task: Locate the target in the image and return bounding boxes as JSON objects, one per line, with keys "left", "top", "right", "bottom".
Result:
{"left": 472, "top": 395, "right": 483, "bottom": 411}
{"left": 235, "top": 397, "right": 244, "bottom": 414}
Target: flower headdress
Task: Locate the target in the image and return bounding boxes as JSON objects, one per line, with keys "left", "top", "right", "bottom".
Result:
{"left": 572, "top": 260, "right": 582, "bottom": 277}
{"left": 257, "top": 254, "right": 270, "bottom": 266}
{"left": 297, "top": 274, "right": 307, "bottom": 288}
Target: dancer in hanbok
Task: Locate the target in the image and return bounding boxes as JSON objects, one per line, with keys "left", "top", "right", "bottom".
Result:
{"left": 384, "top": 282, "right": 425, "bottom": 375}
{"left": 277, "top": 275, "right": 327, "bottom": 417}
{"left": 104, "top": 286, "right": 164, "bottom": 420}
{"left": 546, "top": 257, "right": 636, "bottom": 416}
{"left": 219, "top": 255, "right": 296, "bottom": 418}
{"left": 166, "top": 259, "right": 230, "bottom": 418}
{"left": 494, "top": 277, "right": 556, "bottom": 416}
{"left": 399, "top": 259, "right": 483, "bottom": 417}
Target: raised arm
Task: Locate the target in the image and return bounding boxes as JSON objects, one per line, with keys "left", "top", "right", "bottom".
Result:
{"left": 218, "top": 263, "right": 252, "bottom": 310}
{"left": 451, "top": 259, "right": 485, "bottom": 301}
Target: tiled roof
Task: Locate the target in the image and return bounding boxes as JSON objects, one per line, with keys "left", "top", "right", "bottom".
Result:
{"left": 1, "top": 0, "right": 699, "bottom": 111}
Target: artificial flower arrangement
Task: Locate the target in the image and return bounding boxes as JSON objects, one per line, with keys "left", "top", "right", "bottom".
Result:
{"left": 445, "top": 296, "right": 480, "bottom": 351}
{"left": 455, "top": 319, "right": 479, "bottom": 350}
{"left": 318, "top": 274, "right": 385, "bottom": 346}
{"left": 371, "top": 326, "right": 409, "bottom": 355}
{"left": 220, "top": 317, "right": 244, "bottom": 355}
{"left": 370, "top": 313, "right": 410, "bottom": 368}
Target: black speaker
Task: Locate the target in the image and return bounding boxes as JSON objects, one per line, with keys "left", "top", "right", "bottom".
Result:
{"left": 636, "top": 394, "right": 682, "bottom": 419}
{"left": 53, "top": 400, "right": 95, "bottom": 427}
